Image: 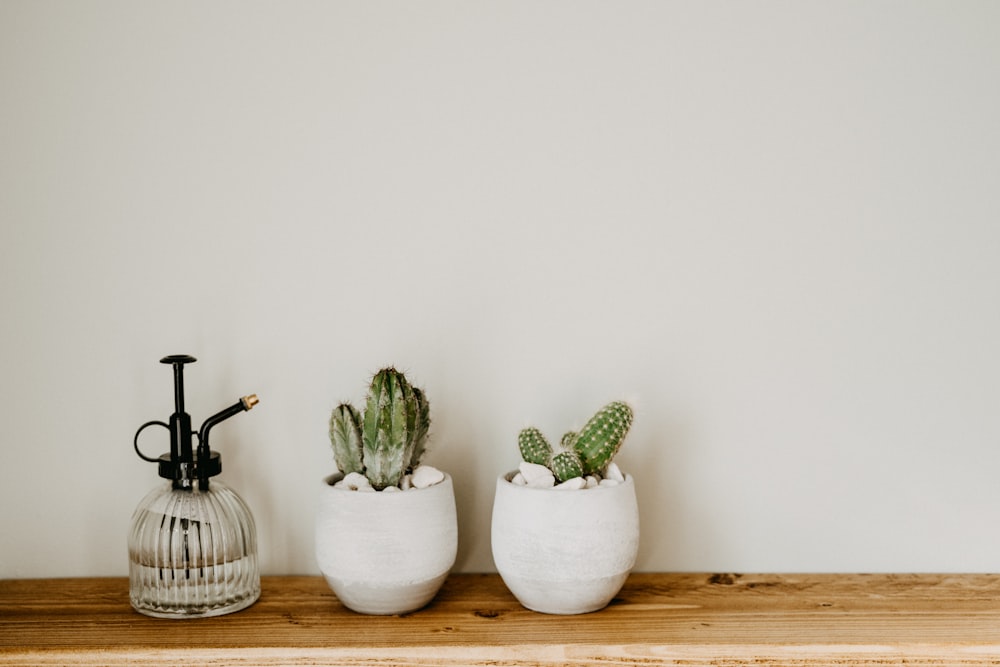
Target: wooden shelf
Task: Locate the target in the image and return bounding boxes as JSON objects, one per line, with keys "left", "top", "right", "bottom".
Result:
{"left": 3, "top": 573, "right": 1000, "bottom": 665}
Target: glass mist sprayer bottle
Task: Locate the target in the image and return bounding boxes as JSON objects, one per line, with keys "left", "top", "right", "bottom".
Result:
{"left": 129, "top": 354, "right": 261, "bottom": 618}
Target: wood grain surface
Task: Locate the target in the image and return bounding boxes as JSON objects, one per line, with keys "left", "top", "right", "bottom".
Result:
{"left": 3, "top": 573, "right": 1000, "bottom": 665}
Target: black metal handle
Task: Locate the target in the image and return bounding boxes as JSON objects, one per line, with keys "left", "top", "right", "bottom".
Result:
{"left": 133, "top": 420, "right": 169, "bottom": 463}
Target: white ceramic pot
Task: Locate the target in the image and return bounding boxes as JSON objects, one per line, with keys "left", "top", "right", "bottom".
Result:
{"left": 315, "top": 473, "right": 458, "bottom": 615}
{"left": 491, "top": 471, "right": 639, "bottom": 614}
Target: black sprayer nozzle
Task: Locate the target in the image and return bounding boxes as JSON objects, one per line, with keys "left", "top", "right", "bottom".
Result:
{"left": 133, "top": 355, "right": 259, "bottom": 490}
{"left": 197, "top": 394, "right": 259, "bottom": 489}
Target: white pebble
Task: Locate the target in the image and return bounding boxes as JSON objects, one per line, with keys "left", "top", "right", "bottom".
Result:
{"left": 605, "top": 462, "right": 625, "bottom": 482}
{"left": 411, "top": 465, "right": 445, "bottom": 489}
{"left": 340, "top": 472, "right": 372, "bottom": 491}
{"left": 519, "top": 461, "right": 552, "bottom": 482}
{"left": 511, "top": 473, "right": 527, "bottom": 485}
{"left": 400, "top": 474, "right": 412, "bottom": 490}
{"left": 585, "top": 475, "right": 601, "bottom": 489}
{"left": 555, "top": 477, "right": 586, "bottom": 490}
{"left": 519, "top": 461, "right": 555, "bottom": 488}
{"left": 599, "top": 478, "right": 621, "bottom": 488}
{"left": 382, "top": 485, "right": 400, "bottom": 493}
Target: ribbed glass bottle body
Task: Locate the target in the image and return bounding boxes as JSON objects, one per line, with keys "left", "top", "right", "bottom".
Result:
{"left": 128, "top": 481, "right": 260, "bottom": 618}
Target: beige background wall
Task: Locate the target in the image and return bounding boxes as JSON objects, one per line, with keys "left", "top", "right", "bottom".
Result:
{"left": 2, "top": 0, "right": 999, "bottom": 577}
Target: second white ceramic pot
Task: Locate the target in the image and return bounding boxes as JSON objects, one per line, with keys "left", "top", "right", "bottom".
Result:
{"left": 315, "top": 473, "right": 458, "bottom": 615}
{"left": 491, "top": 471, "right": 639, "bottom": 614}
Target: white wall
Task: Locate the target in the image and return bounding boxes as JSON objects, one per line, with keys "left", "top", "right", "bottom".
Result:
{"left": 2, "top": 0, "right": 999, "bottom": 578}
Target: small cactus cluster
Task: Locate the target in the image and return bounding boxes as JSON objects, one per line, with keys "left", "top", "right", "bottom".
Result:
{"left": 329, "top": 367, "right": 430, "bottom": 491}
{"left": 518, "top": 401, "right": 634, "bottom": 483}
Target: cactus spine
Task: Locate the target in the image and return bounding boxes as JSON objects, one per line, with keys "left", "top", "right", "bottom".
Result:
{"left": 517, "top": 401, "right": 633, "bottom": 483}
{"left": 328, "top": 367, "right": 430, "bottom": 490}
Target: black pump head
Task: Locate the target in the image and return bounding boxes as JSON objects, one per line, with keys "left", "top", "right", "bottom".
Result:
{"left": 133, "top": 355, "right": 258, "bottom": 490}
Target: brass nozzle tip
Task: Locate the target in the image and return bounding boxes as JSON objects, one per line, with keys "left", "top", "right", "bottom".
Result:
{"left": 242, "top": 394, "right": 260, "bottom": 410}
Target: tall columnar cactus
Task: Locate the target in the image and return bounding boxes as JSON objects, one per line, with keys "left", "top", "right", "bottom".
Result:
{"left": 328, "top": 367, "right": 430, "bottom": 490}
{"left": 517, "top": 401, "right": 634, "bottom": 483}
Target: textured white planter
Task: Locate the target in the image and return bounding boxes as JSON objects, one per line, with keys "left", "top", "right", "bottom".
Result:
{"left": 491, "top": 471, "right": 639, "bottom": 614}
{"left": 315, "top": 473, "right": 458, "bottom": 615}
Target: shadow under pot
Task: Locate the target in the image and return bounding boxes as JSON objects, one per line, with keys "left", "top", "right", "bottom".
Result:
{"left": 315, "top": 472, "right": 458, "bottom": 615}
{"left": 491, "top": 471, "right": 639, "bottom": 614}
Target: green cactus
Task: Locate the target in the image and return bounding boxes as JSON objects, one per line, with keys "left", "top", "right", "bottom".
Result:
{"left": 518, "top": 427, "right": 553, "bottom": 466}
{"left": 409, "top": 386, "right": 431, "bottom": 467}
{"left": 328, "top": 367, "right": 431, "bottom": 490}
{"left": 551, "top": 449, "right": 584, "bottom": 483}
{"left": 572, "top": 401, "right": 633, "bottom": 476}
{"left": 517, "top": 401, "right": 633, "bottom": 483}
{"left": 329, "top": 403, "right": 364, "bottom": 475}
